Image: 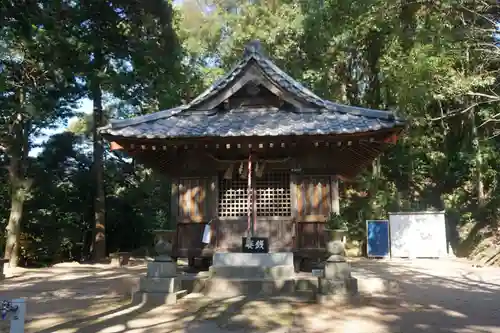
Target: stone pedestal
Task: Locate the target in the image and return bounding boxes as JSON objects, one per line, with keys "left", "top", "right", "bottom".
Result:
{"left": 0, "top": 259, "right": 8, "bottom": 280}
{"left": 110, "top": 252, "right": 130, "bottom": 267}
{"left": 132, "top": 239, "right": 181, "bottom": 305}
{"left": 316, "top": 241, "right": 358, "bottom": 304}
{"left": 323, "top": 255, "right": 351, "bottom": 280}
{"left": 207, "top": 252, "right": 296, "bottom": 297}
{"left": 133, "top": 260, "right": 180, "bottom": 305}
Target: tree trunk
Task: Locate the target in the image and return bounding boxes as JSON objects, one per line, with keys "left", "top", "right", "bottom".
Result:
{"left": 91, "top": 49, "right": 106, "bottom": 261}
{"left": 5, "top": 156, "right": 24, "bottom": 268}
{"left": 4, "top": 92, "right": 31, "bottom": 268}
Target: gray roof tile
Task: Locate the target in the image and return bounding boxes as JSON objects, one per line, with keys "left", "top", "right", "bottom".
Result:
{"left": 103, "top": 107, "right": 399, "bottom": 139}
{"left": 100, "top": 41, "right": 404, "bottom": 139}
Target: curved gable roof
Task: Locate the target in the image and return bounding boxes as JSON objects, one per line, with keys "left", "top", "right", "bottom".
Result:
{"left": 100, "top": 40, "right": 405, "bottom": 139}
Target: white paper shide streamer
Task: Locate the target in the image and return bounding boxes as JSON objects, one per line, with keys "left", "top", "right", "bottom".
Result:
{"left": 202, "top": 221, "right": 212, "bottom": 244}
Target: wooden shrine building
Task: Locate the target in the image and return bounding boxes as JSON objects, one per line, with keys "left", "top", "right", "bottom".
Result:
{"left": 100, "top": 41, "right": 405, "bottom": 269}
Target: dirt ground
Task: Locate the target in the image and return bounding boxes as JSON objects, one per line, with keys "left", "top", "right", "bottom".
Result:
{"left": 0, "top": 258, "right": 499, "bottom": 333}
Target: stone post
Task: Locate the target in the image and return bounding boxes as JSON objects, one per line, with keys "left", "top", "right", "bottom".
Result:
{"left": 0, "top": 259, "right": 8, "bottom": 280}
{"left": 316, "top": 241, "right": 358, "bottom": 304}
{"left": 132, "top": 235, "right": 180, "bottom": 305}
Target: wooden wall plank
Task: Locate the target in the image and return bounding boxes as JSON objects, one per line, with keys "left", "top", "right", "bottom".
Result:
{"left": 177, "top": 177, "right": 209, "bottom": 223}
{"left": 292, "top": 175, "right": 332, "bottom": 222}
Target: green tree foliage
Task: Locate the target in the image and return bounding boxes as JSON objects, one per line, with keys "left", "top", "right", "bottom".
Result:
{"left": 0, "top": 0, "right": 182, "bottom": 265}
{"left": 57, "top": 0, "right": 182, "bottom": 260}
{"left": 178, "top": 0, "right": 500, "bottom": 254}
{"left": 10, "top": 132, "right": 171, "bottom": 266}
{"left": 0, "top": 1, "right": 80, "bottom": 266}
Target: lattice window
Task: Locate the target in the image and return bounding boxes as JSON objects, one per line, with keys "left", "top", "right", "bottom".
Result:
{"left": 255, "top": 172, "right": 291, "bottom": 217}
{"left": 218, "top": 171, "right": 291, "bottom": 217}
{"left": 218, "top": 177, "right": 248, "bottom": 217}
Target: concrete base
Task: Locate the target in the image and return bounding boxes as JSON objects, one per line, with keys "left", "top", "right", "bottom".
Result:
{"left": 133, "top": 259, "right": 181, "bottom": 306}
{"left": 206, "top": 252, "right": 296, "bottom": 297}
{"left": 212, "top": 252, "right": 294, "bottom": 267}
{"left": 147, "top": 261, "right": 177, "bottom": 278}
{"left": 316, "top": 277, "right": 358, "bottom": 305}
{"left": 324, "top": 260, "right": 351, "bottom": 280}
{"left": 209, "top": 265, "right": 295, "bottom": 279}
{"left": 139, "top": 276, "right": 180, "bottom": 293}
{"left": 174, "top": 272, "right": 400, "bottom": 292}
{"left": 205, "top": 278, "right": 295, "bottom": 297}
{"left": 318, "top": 277, "right": 358, "bottom": 295}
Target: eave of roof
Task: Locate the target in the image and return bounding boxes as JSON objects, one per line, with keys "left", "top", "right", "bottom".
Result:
{"left": 99, "top": 40, "right": 405, "bottom": 136}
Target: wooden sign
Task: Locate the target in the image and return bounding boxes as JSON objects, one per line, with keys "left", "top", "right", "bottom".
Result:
{"left": 242, "top": 237, "right": 269, "bottom": 253}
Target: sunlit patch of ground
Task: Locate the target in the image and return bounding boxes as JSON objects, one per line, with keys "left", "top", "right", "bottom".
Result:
{"left": 0, "top": 258, "right": 500, "bottom": 332}
{"left": 185, "top": 295, "right": 294, "bottom": 330}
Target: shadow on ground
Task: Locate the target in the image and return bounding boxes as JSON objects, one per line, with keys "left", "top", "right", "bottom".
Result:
{"left": 1, "top": 258, "right": 500, "bottom": 332}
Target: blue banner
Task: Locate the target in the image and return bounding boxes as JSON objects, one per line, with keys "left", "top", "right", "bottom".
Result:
{"left": 366, "top": 220, "right": 390, "bottom": 257}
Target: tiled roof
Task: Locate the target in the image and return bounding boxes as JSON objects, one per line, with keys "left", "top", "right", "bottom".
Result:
{"left": 101, "top": 107, "right": 400, "bottom": 139}
{"left": 100, "top": 41, "right": 404, "bottom": 139}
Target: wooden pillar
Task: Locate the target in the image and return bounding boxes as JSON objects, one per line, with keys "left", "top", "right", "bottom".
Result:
{"left": 170, "top": 179, "right": 179, "bottom": 229}
{"left": 331, "top": 176, "right": 340, "bottom": 214}
{"left": 208, "top": 175, "right": 219, "bottom": 248}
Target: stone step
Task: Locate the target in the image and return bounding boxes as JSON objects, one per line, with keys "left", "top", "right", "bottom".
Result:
{"left": 209, "top": 265, "right": 295, "bottom": 279}
{"left": 175, "top": 274, "right": 401, "bottom": 296}
{"left": 212, "top": 252, "right": 294, "bottom": 267}
{"left": 205, "top": 278, "right": 295, "bottom": 297}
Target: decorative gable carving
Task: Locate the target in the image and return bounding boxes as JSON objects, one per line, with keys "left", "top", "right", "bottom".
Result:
{"left": 194, "top": 63, "right": 310, "bottom": 111}
{"left": 224, "top": 83, "right": 285, "bottom": 109}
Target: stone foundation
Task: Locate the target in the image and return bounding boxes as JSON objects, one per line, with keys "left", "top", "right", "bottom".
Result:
{"left": 315, "top": 241, "right": 359, "bottom": 304}
{"left": 205, "top": 278, "right": 295, "bottom": 297}
{"left": 209, "top": 265, "right": 295, "bottom": 279}
{"left": 212, "top": 252, "right": 294, "bottom": 266}
{"left": 173, "top": 272, "right": 398, "bottom": 297}
{"left": 207, "top": 252, "right": 296, "bottom": 297}
{"left": 132, "top": 259, "right": 180, "bottom": 305}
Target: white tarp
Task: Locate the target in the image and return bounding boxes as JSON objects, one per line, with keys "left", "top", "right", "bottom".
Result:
{"left": 389, "top": 211, "right": 448, "bottom": 258}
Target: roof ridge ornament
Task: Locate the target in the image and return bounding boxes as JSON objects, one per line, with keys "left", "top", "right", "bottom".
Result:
{"left": 243, "top": 40, "right": 263, "bottom": 57}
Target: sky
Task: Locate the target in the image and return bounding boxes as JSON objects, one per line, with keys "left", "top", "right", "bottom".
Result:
{"left": 30, "top": 98, "right": 93, "bottom": 157}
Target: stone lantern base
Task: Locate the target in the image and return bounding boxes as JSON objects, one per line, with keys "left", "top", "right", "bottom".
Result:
{"left": 316, "top": 240, "right": 359, "bottom": 304}
{"left": 132, "top": 236, "right": 181, "bottom": 305}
